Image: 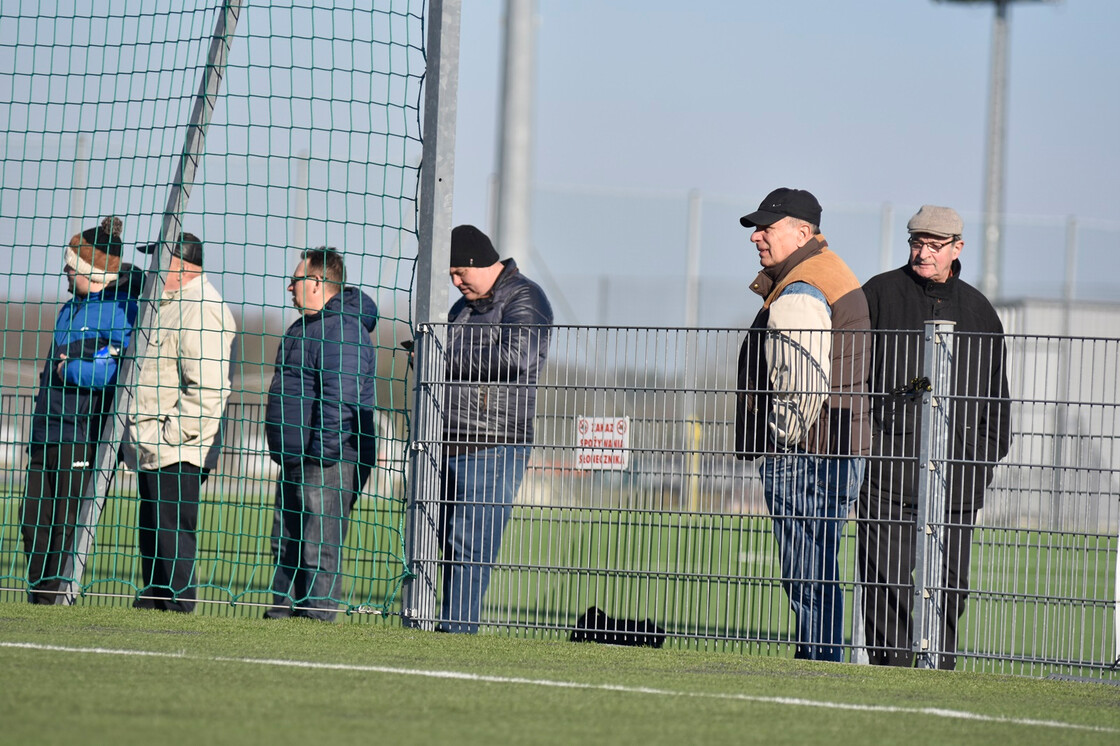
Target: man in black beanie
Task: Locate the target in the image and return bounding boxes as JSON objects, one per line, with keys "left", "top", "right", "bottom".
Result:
{"left": 438, "top": 224, "right": 553, "bottom": 633}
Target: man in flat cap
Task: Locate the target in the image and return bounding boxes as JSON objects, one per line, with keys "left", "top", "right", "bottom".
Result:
{"left": 857, "top": 205, "right": 1011, "bottom": 669}
{"left": 22, "top": 216, "right": 143, "bottom": 603}
{"left": 437, "top": 224, "right": 553, "bottom": 633}
{"left": 127, "top": 232, "right": 236, "bottom": 612}
{"left": 735, "top": 188, "right": 871, "bottom": 661}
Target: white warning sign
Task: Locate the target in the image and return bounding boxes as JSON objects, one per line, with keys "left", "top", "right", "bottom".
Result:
{"left": 576, "top": 416, "right": 630, "bottom": 470}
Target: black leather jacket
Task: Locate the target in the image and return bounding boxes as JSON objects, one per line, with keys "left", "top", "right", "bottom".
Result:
{"left": 444, "top": 259, "right": 553, "bottom": 447}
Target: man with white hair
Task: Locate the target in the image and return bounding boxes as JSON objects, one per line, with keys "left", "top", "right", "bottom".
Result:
{"left": 129, "top": 232, "right": 236, "bottom": 613}
{"left": 858, "top": 205, "right": 1012, "bottom": 669}
{"left": 735, "top": 188, "right": 871, "bottom": 661}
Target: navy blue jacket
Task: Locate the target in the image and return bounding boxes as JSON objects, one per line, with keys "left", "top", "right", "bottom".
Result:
{"left": 445, "top": 259, "right": 553, "bottom": 445}
{"left": 265, "top": 287, "right": 378, "bottom": 467}
{"left": 30, "top": 265, "right": 143, "bottom": 448}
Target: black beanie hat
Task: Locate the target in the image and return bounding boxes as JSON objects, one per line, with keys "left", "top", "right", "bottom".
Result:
{"left": 80, "top": 216, "right": 124, "bottom": 257}
{"left": 450, "top": 224, "right": 499, "bottom": 268}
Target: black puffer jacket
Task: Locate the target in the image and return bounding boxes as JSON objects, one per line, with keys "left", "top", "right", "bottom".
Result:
{"left": 861, "top": 262, "right": 1012, "bottom": 512}
{"left": 444, "top": 259, "right": 553, "bottom": 446}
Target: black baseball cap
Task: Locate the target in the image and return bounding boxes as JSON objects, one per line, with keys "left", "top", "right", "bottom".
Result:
{"left": 739, "top": 188, "right": 822, "bottom": 229}
{"left": 137, "top": 232, "right": 204, "bottom": 266}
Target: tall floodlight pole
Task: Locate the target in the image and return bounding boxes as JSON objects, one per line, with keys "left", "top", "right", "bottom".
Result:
{"left": 937, "top": 0, "right": 1053, "bottom": 300}
{"left": 494, "top": 0, "right": 536, "bottom": 267}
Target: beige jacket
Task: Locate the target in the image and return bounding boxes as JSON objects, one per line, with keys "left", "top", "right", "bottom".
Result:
{"left": 129, "top": 274, "right": 236, "bottom": 470}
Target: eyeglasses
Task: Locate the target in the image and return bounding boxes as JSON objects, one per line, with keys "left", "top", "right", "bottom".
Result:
{"left": 288, "top": 274, "right": 321, "bottom": 287}
{"left": 908, "top": 236, "right": 957, "bottom": 253}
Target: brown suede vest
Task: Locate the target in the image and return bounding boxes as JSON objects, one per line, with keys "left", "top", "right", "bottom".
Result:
{"left": 736, "top": 239, "right": 872, "bottom": 457}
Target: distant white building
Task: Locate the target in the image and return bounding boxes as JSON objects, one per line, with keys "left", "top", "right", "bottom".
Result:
{"left": 987, "top": 299, "right": 1120, "bottom": 532}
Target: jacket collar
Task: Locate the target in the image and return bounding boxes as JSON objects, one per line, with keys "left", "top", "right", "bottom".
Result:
{"left": 902, "top": 258, "right": 962, "bottom": 297}
{"left": 749, "top": 234, "right": 826, "bottom": 300}
{"left": 467, "top": 258, "right": 519, "bottom": 312}
{"left": 162, "top": 273, "right": 205, "bottom": 302}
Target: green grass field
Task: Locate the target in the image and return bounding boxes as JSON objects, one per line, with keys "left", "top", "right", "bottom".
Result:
{"left": 2, "top": 490, "right": 1116, "bottom": 677}
{"left": 1, "top": 603, "right": 1117, "bottom": 745}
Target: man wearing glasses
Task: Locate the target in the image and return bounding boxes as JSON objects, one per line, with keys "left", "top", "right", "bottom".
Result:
{"left": 264, "top": 247, "right": 378, "bottom": 621}
{"left": 858, "top": 205, "right": 1011, "bottom": 669}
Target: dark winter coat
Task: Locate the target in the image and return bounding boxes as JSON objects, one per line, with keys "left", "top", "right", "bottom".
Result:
{"left": 265, "top": 287, "right": 378, "bottom": 467}
{"left": 861, "top": 262, "right": 1012, "bottom": 512}
{"left": 444, "top": 259, "right": 553, "bottom": 446}
{"left": 29, "top": 265, "right": 143, "bottom": 448}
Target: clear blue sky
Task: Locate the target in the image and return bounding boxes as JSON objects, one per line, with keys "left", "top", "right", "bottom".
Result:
{"left": 450, "top": 0, "right": 1120, "bottom": 320}
{"left": 2, "top": 1, "right": 1116, "bottom": 323}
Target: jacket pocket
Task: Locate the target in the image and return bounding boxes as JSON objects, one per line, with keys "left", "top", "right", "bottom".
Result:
{"left": 161, "top": 414, "right": 200, "bottom": 448}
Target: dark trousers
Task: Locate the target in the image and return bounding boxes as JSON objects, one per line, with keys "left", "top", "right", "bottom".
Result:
{"left": 266, "top": 460, "right": 360, "bottom": 622}
{"left": 858, "top": 494, "right": 976, "bottom": 670}
{"left": 21, "top": 443, "right": 96, "bottom": 604}
{"left": 135, "top": 463, "right": 208, "bottom": 613}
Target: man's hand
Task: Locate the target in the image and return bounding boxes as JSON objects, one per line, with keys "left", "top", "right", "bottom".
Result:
{"left": 55, "top": 353, "right": 68, "bottom": 379}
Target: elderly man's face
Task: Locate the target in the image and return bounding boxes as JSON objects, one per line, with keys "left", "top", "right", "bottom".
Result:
{"left": 750, "top": 217, "right": 809, "bottom": 268}
{"left": 908, "top": 233, "right": 962, "bottom": 284}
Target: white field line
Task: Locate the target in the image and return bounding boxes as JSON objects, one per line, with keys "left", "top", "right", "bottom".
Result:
{"left": 3, "top": 641, "right": 1116, "bottom": 734}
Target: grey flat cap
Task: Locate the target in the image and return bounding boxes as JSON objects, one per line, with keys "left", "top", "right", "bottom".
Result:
{"left": 907, "top": 205, "right": 963, "bottom": 238}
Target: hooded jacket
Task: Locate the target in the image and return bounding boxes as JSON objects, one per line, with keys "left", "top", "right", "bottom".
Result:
{"left": 444, "top": 259, "right": 552, "bottom": 447}
{"left": 128, "top": 273, "right": 237, "bottom": 471}
{"left": 30, "top": 264, "right": 143, "bottom": 447}
{"left": 861, "top": 261, "right": 1012, "bottom": 511}
{"left": 265, "top": 286, "right": 378, "bottom": 467}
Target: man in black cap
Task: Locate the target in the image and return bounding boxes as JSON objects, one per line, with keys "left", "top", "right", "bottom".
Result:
{"left": 437, "top": 224, "right": 553, "bottom": 633}
{"left": 734, "top": 188, "right": 871, "bottom": 661}
{"left": 22, "top": 216, "right": 143, "bottom": 603}
{"left": 858, "top": 205, "right": 1011, "bottom": 669}
{"left": 125, "top": 232, "right": 236, "bottom": 612}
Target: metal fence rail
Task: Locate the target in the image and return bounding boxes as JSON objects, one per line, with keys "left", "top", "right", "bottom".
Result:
{"left": 1, "top": 325, "right": 1117, "bottom": 677}
{"left": 0, "top": 401, "right": 409, "bottom": 616}
{"left": 405, "top": 324, "right": 1119, "bottom": 677}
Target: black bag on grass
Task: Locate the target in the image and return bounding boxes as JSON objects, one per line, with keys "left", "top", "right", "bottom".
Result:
{"left": 569, "top": 606, "right": 666, "bottom": 648}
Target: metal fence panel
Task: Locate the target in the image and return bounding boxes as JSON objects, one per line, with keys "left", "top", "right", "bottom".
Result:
{"left": 409, "top": 324, "right": 1118, "bottom": 677}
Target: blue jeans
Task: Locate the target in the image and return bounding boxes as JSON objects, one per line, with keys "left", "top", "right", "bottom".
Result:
{"left": 761, "top": 454, "right": 865, "bottom": 661}
{"left": 439, "top": 445, "right": 530, "bottom": 634}
{"left": 267, "top": 460, "right": 358, "bottom": 621}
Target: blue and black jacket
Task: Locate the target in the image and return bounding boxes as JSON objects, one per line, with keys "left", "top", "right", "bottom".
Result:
{"left": 29, "top": 265, "right": 144, "bottom": 448}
